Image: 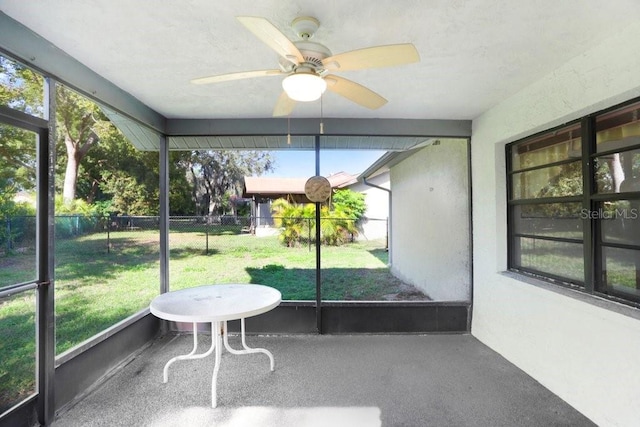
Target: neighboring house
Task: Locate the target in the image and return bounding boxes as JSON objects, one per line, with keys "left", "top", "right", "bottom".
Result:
{"left": 242, "top": 172, "right": 389, "bottom": 238}
{"left": 347, "top": 170, "right": 390, "bottom": 241}
{"left": 243, "top": 176, "right": 309, "bottom": 232}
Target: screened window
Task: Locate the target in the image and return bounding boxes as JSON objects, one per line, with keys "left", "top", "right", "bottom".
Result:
{"left": 507, "top": 99, "right": 640, "bottom": 306}
{"left": 0, "top": 54, "right": 44, "bottom": 413}
{"left": 508, "top": 122, "right": 585, "bottom": 286}
{"left": 53, "top": 84, "right": 161, "bottom": 355}
{"left": 594, "top": 101, "right": 640, "bottom": 303}
{"left": 0, "top": 55, "right": 44, "bottom": 118}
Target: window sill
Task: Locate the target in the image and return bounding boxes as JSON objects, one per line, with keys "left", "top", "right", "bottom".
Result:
{"left": 501, "top": 270, "right": 640, "bottom": 322}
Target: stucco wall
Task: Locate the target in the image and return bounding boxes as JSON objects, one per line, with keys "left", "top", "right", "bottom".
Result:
{"left": 471, "top": 21, "right": 640, "bottom": 427}
{"left": 390, "top": 139, "right": 470, "bottom": 301}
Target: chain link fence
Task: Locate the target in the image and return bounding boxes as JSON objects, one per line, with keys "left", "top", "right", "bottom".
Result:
{"left": 1, "top": 215, "right": 36, "bottom": 254}
{"left": 166, "top": 216, "right": 388, "bottom": 253}
{"left": 1, "top": 215, "right": 388, "bottom": 256}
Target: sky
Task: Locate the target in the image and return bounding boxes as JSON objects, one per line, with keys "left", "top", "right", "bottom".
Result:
{"left": 265, "top": 149, "right": 386, "bottom": 178}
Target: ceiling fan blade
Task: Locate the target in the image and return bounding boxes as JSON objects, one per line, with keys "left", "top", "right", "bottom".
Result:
{"left": 322, "top": 43, "right": 419, "bottom": 71}
{"left": 273, "top": 92, "right": 297, "bottom": 117}
{"left": 191, "top": 69, "right": 282, "bottom": 85}
{"left": 324, "top": 75, "right": 387, "bottom": 110}
{"left": 237, "top": 16, "right": 305, "bottom": 64}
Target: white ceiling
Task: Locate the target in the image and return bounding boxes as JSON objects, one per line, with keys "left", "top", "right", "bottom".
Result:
{"left": 2, "top": 0, "right": 640, "bottom": 121}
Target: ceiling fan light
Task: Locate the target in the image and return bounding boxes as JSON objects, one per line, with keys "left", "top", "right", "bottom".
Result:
{"left": 282, "top": 73, "right": 327, "bottom": 102}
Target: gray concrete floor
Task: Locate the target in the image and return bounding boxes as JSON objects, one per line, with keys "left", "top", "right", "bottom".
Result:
{"left": 52, "top": 334, "right": 594, "bottom": 427}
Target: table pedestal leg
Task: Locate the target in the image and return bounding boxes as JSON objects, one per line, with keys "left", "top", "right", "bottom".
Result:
{"left": 162, "top": 319, "right": 275, "bottom": 408}
{"left": 211, "top": 320, "right": 222, "bottom": 408}
{"left": 163, "top": 322, "right": 215, "bottom": 383}
{"left": 222, "top": 318, "right": 275, "bottom": 371}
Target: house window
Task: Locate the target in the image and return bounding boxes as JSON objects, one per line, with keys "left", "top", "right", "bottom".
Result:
{"left": 507, "top": 99, "right": 640, "bottom": 306}
{"left": 508, "top": 122, "right": 585, "bottom": 284}
{"left": 593, "top": 102, "right": 640, "bottom": 303}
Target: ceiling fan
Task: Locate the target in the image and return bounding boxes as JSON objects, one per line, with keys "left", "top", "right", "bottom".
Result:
{"left": 191, "top": 16, "right": 420, "bottom": 117}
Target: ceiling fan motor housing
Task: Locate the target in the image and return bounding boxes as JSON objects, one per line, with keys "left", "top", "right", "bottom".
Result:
{"left": 276, "top": 16, "right": 331, "bottom": 74}
{"left": 279, "top": 40, "right": 332, "bottom": 73}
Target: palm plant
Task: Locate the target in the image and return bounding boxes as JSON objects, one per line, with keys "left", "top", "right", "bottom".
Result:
{"left": 321, "top": 205, "right": 358, "bottom": 245}
{"left": 271, "top": 198, "right": 358, "bottom": 247}
{"left": 271, "top": 198, "right": 309, "bottom": 247}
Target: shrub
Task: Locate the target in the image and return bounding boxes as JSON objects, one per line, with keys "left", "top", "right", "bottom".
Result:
{"left": 331, "top": 189, "right": 366, "bottom": 220}
{"left": 271, "top": 199, "right": 313, "bottom": 247}
{"left": 271, "top": 198, "right": 358, "bottom": 247}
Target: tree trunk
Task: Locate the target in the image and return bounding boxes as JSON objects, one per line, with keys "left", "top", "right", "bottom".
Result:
{"left": 63, "top": 136, "right": 80, "bottom": 204}
{"left": 189, "top": 166, "right": 200, "bottom": 214}
{"left": 62, "top": 132, "right": 97, "bottom": 205}
{"left": 86, "top": 179, "right": 100, "bottom": 204}
{"left": 608, "top": 153, "right": 625, "bottom": 193}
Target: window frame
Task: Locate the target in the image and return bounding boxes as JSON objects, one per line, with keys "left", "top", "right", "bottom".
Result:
{"left": 507, "top": 98, "right": 640, "bottom": 308}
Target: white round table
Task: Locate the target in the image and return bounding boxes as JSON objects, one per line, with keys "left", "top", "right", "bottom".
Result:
{"left": 150, "top": 284, "right": 282, "bottom": 408}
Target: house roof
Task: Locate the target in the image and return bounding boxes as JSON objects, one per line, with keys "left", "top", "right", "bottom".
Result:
{"left": 244, "top": 172, "right": 357, "bottom": 197}
{"left": 326, "top": 172, "right": 357, "bottom": 188}
{"left": 244, "top": 177, "right": 307, "bottom": 195}
{"left": 358, "top": 139, "right": 444, "bottom": 180}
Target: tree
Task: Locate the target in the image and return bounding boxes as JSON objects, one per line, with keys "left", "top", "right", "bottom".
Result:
{"left": 0, "top": 127, "right": 37, "bottom": 247}
{"left": 0, "top": 125, "right": 37, "bottom": 194}
{"left": 167, "top": 151, "right": 196, "bottom": 215}
{"left": 100, "top": 171, "right": 154, "bottom": 215}
{"left": 0, "top": 57, "right": 40, "bottom": 250}
{"left": 0, "top": 57, "right": 42, "bottom": 200}
{"left": 56, "top": 85, "right": 102, "bottom": 204}
{"left": 0, "top": 55, "right": 44, "bottom": 117}
{"left": 72, "top": 121, "right": 193, "bottom": 216}
{"left": 331, "top": 189, "right": 366, "bottom": 220}
{"left": 534, "top": 161, "right": 583, "bottom": 217}
{"left": 2, "top": 56, "right": 102, "bottom": 207}
{"left": 2, "top": 55, "right": 172, "bottom": 214}
{"left": 2, "top": 55, "right": 270, "bottom": 218}
{"left": 79, "top": 124, "right": 158, "bottom": 215}
{"left": 188, "top": 150, "right": 274, "bottom": 215}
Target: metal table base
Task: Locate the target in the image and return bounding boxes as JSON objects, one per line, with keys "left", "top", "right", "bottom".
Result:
{"left": 162, "top": 318, "right": 274, "bottom": 408}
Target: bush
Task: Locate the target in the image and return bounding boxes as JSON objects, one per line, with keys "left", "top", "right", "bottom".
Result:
{"left": 332, "top": 189, "right": 366, "bottom": 220}
{"left": 0, "top": 196, "right": 36, "bottom": 249}
{"left": 320, "top": 206, "right": 357, "bottom": 245}
{"left": 53, "top": 196, "right": 103, "bottom": 239}
{"left": 271, "top": 199, "right": 313, "bottom": 247}
{"left": 271, "top": 198, "right": 358, "bottom": 247}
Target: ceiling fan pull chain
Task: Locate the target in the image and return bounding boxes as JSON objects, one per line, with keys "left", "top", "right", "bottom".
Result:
{"left": 320, "top": 95, "right": 324, "bottom": 134}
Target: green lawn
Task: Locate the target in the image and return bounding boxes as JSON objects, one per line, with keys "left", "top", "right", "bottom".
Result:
{"left": 168, "top": 231, "right": 403, "bottom": 300}
{"left": 0, "top": 228, "right": 415, "bottom": 412}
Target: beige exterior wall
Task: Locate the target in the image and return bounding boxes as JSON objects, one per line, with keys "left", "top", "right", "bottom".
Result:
{"left": 390, "top": 140, "right": 470, "bottom": 301}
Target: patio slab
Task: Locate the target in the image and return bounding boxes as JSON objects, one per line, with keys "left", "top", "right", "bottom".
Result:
{"left": 52, "top": 334, "right": 594, "bottom": 426}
